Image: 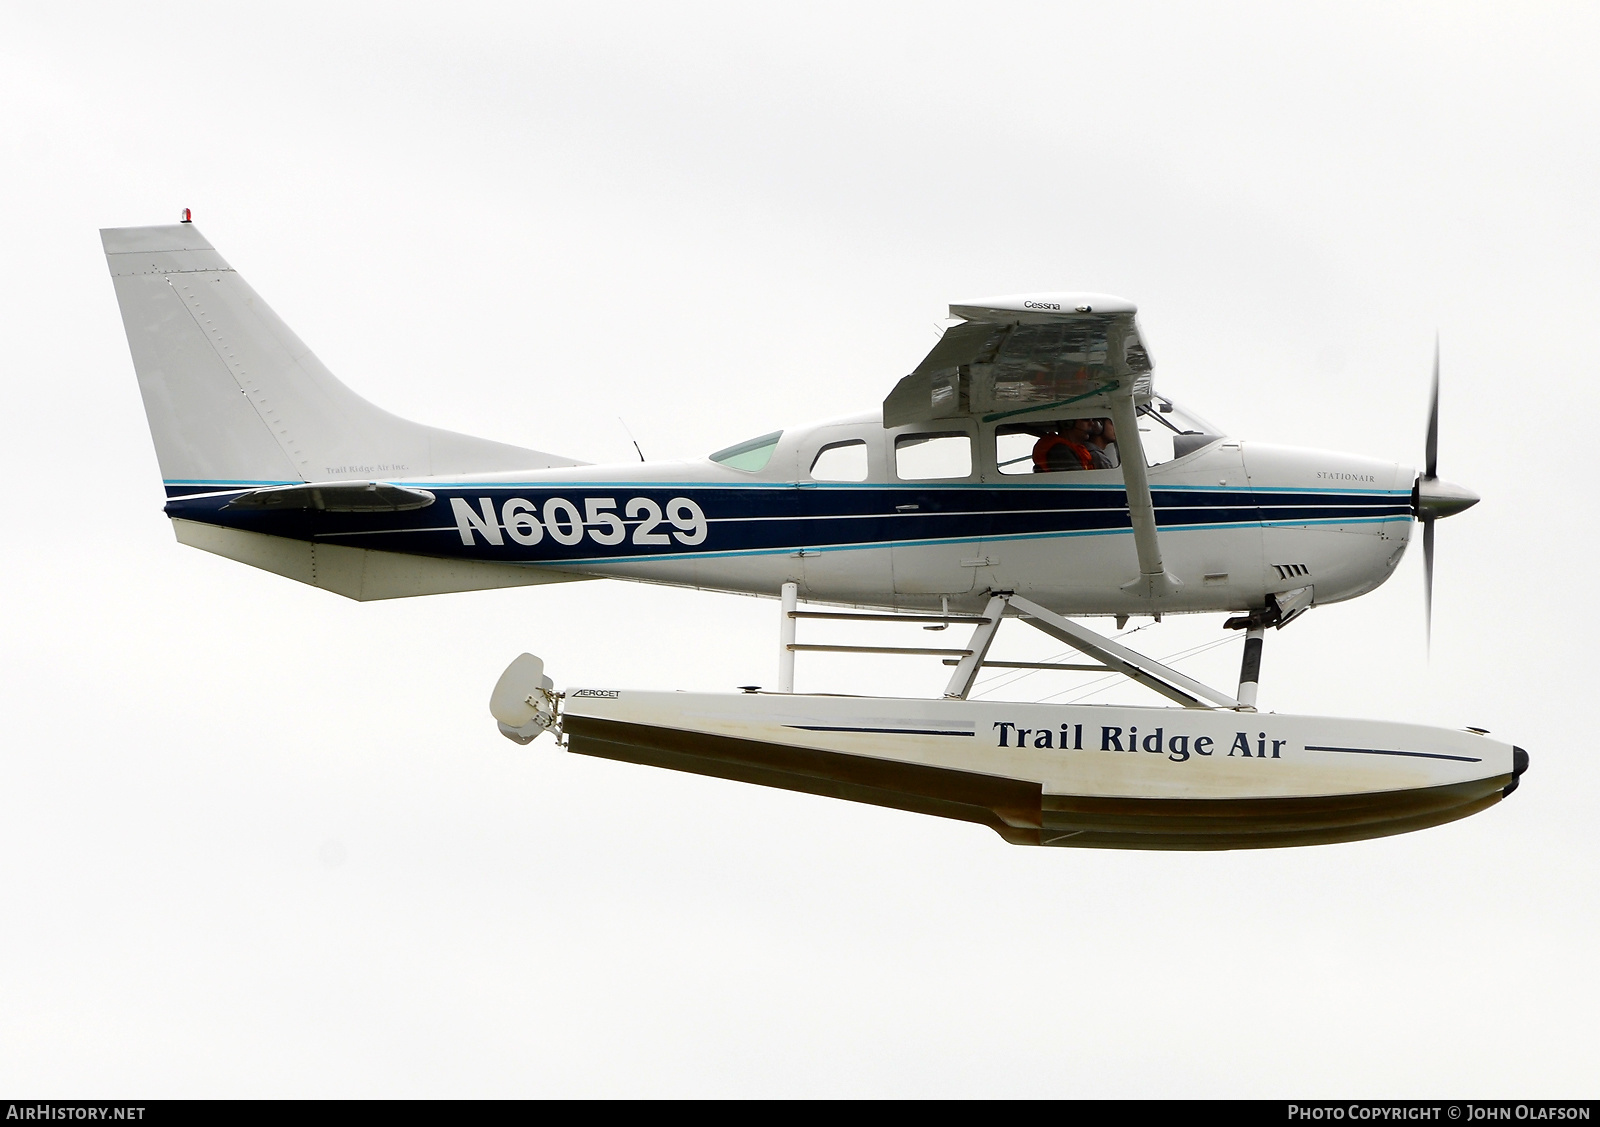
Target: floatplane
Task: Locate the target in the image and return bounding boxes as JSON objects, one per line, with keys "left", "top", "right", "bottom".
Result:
{"left": 102, "top": 216, "right": 1525, "bottom": 849}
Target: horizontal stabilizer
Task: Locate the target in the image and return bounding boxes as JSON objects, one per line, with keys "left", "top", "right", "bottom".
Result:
{"left": 172, "top": 519, "right": 593, "bottom": 601}
{"left": 225, "top": 481, "right": 436, "bottom": 512}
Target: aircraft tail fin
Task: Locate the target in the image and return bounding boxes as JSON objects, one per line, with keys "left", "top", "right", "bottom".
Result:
{"left": 101, "top": 223, "right": 580, "bottom": 488}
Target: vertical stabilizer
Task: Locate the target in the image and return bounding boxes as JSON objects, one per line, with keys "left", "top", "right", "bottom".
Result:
{"left": 102, "top": 224, "right": 579, "bottom": 486}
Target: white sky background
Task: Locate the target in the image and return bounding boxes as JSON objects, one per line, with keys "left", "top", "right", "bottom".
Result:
{"left": 0, "top": 0, "right": 1595, "bottom": 1097}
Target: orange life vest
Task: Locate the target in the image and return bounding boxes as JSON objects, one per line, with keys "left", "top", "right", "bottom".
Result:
{"left": 1032, "top": 434, "right": 1094, "bottom": 472}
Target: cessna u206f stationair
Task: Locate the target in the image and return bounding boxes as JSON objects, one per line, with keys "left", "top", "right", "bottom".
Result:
{"left": 103, "top": 220, "right": 1523, "bottom": 849}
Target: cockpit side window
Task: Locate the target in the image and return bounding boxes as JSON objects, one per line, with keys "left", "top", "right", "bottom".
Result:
{"left": 810, "top": 440, "right": 869, "bottom": 482}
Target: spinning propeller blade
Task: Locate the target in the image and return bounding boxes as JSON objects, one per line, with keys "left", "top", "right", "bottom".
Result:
{"left": 1424, "top": 338, "right": 1439, "bottom": 651}
{"left": 1413, "top": 337, "right": 1479, "bottom": 653}
{"left": 1423, "top": 514, "right": 1435, "bottom": 651}
{"left": 1425, "top": 337, "right": 1439, "bottom": 481}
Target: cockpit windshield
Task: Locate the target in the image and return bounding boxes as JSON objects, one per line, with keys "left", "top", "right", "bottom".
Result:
{"left": 1136, "top": 397, "right": 1225, "bottom": 462}
{"left": 1144, "top": 397, "right": 1221, "bottom": 440}
{"left": 709, "top": 431, "right": 783, "bottom": 472}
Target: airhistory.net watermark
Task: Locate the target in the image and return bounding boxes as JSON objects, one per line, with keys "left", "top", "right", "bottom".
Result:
{"left": 5, "top": 1107, "right": 145, "bottom": 1121}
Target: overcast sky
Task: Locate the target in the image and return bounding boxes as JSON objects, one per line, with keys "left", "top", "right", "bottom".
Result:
{"left": 2, "top": 1, "right": 1596, "bottom": 1097}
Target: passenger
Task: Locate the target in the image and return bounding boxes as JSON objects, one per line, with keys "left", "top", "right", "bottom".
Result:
{"left": 1032, "top": 419, "right": 1095, "bottom": 472}
{"left": 1089, "top": 418, "right": 1120, "bottom": 469}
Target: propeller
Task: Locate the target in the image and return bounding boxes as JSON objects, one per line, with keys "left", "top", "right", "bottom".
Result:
{"left": 1413, "top": 338, "right": 1480, "bottom": 649}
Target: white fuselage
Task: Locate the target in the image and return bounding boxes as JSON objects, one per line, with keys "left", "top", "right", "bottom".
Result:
{"left": 165, "top": 407, "right": 1416, "bottom": 617}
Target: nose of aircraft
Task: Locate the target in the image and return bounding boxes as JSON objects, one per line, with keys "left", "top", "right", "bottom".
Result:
{"left": 1414, "top": 475, "right": 1480, "bottom": 521}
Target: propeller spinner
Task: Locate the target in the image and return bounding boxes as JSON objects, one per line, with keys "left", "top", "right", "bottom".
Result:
{"left": 1413, "top": 340, "right": 1480, "bottom": 647}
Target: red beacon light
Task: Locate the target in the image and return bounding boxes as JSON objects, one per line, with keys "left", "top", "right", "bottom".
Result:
{"left": 179, "top": 208, "right": 191, "bottom": 223}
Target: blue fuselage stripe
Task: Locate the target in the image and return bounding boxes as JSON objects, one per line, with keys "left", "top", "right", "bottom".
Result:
{"left": 162, "top": 482, "right": 1411, "bottom": 565}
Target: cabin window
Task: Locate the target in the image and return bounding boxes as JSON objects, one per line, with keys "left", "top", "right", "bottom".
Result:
{"left": 709, "top": 430, "right": 782, "bottom": 472}
{"left": 810, "top": 440, "right": 869, "bottom": 482}
{"left": 895, "top": 432, "right": 972, "bottom": 480}
{"left": 995, "top": 418, "right": 1119, "bottom": 475}
{"left": 993, "top": 399, "right": 1223, "bottom": 474}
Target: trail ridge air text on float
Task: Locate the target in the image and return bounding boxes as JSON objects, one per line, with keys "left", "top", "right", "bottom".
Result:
{"left": 993, "top": 721, "right": 1286, "bottom": 762}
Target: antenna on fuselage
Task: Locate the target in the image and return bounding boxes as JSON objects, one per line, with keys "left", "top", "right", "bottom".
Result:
{"left": 617, "top": 417, "right": 646, "bottom": 463}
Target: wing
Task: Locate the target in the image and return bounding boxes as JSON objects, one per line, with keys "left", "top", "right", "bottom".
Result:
{"left": 885, "top": 292, "right": 1179, "bottom": 599}
{"left": 883, "top": 293, "right": 1153, "bottom": 428}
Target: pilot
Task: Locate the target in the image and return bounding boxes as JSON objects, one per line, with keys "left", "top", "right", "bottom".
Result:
{"left": 1089, "top": 418, "right": 1119, "bottom": 469}
{"left": 1032, "top": 419, "right": 1096, "bottom": 472}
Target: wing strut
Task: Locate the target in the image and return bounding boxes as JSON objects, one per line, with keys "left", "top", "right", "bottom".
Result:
{"left": 1107, "top": 369, "right": 1180, "bottom": 599}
